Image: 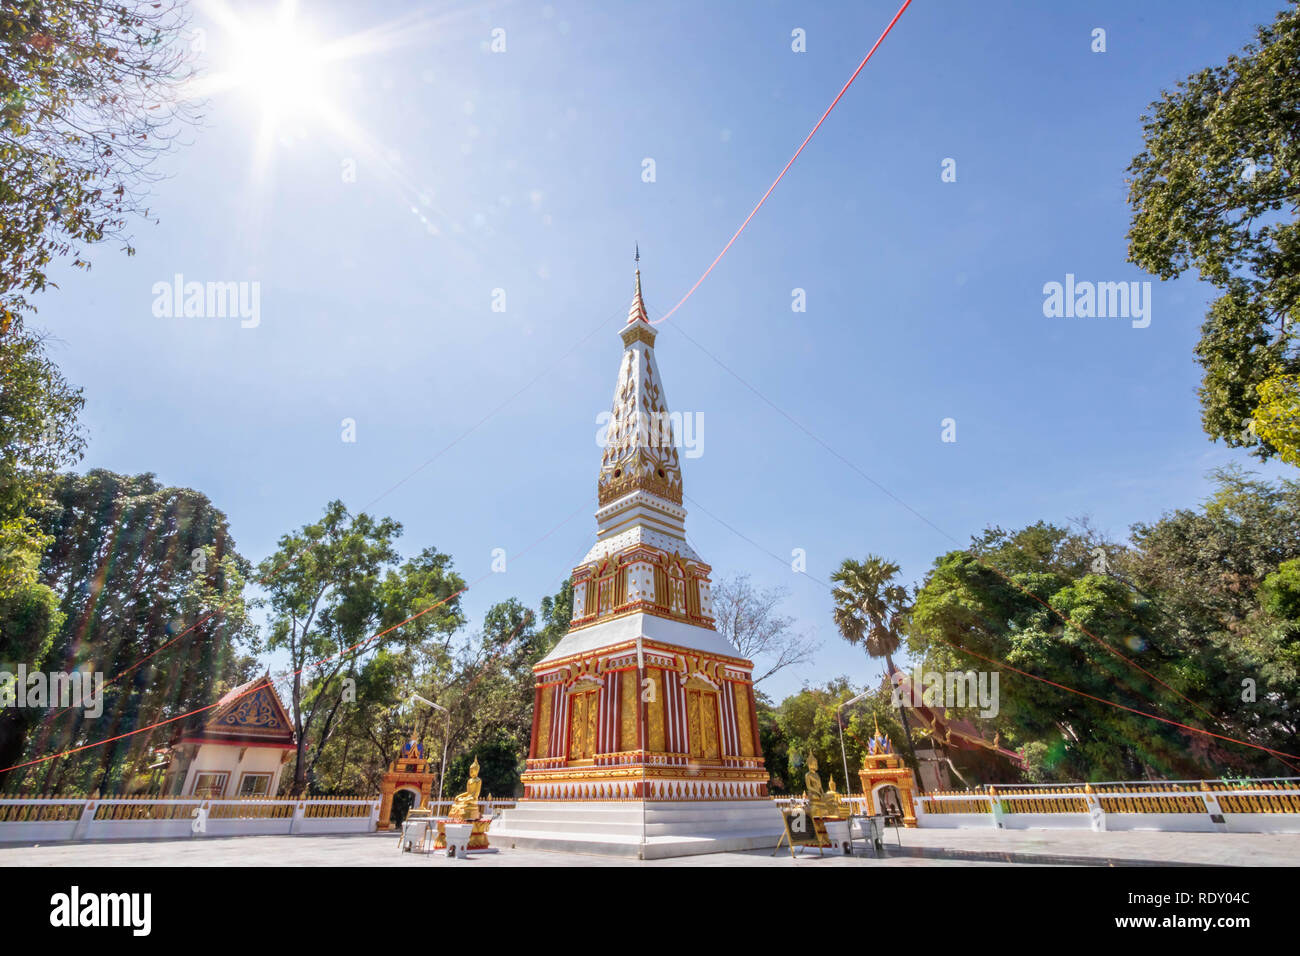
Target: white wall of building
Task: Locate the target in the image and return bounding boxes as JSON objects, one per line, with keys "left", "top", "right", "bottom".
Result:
{"left": 180, "top": 743, "right": 290, "bottom": 797}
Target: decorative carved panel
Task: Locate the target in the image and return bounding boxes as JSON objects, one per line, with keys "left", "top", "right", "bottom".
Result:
{"left": 647, "top": 670, "right": 665, "bottom": 752}
{"left": 536, "top": 685, "right": 553, "bottom": 759}
{"left": 733, "top": 682, "right": 754, "bottom": 758}
{"left": 620, "top": 670, "right": 638, "bottom": 751}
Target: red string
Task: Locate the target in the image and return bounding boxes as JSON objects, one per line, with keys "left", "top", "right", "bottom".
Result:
{"left": 941, "top": 639, "right": 1300, "bottom": 764}
{"left": 652, "top": 0, "right": 914, "bottom": 325}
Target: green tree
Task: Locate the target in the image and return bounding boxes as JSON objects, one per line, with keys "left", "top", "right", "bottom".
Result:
{"left": 447, "top": 599, "right": 540, "bottom": 774}
{"left": 754, "top": 691, "right": 791, "bottom": 791}
{"left": 1126, "top": 2, "right": 1300, "bottom": 457}
{"left": 1126, "top": 468, "right": 1300, "bottom": 629}
{"left": 442, "top": 735, "right": 520, "bottom": 803}
{"left": 1261, "top": 558, "right": 1300, "bottom": 622}
{"left": 258, "top": 501, "right": 465, "bottom": 795}
{"left": 309, "top": 647, "right": 416, "bottom": 796}
{"left": 771, "top": 678, "right": 910, "bottom": 797}
{"left": 1126, "top": 469, "right": 1300, "bottom": 712}
{"left": 0, "top": 327, "right": 83, "bottom": 597}
{"left": 538, "top": 578, "right": 573, "bottom": 655}
{"left": 1259, "top": 558, "right": 1300, "bottom": 687}
{"left": 311, "top": 579, "right": 570, "bottom": 800}
{"left": 0, "top": 0, "right": 197, "bottom": 322}
{"left": 910, "top": 546, "right": 1189, "bottom": 780}
{"left": 434, "top": 593, "right": 562, "bottom": 798}
{"left": 909, "top": 511, "right": 1297, "bottom": 781}
{"left": 0, "top": 329, "right": 84, "bottom": 783}
{"left": 830, "top": 555, "right": 921, "bottom": 776}
{"left": 1, "top": 470, "right": 255, "bottom": 793}
{"left": 1251, "top": 374, "right": 1300, "bottom": 465}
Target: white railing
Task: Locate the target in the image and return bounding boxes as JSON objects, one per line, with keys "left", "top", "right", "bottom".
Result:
{"left": 0, "top": 796, "right": 382, "bottom": 842}
{"left": 914, "top": 779, "right": 1300, "bottom": 833}
{"left": 0, "top": 796, "right": 527, "bottom": 843}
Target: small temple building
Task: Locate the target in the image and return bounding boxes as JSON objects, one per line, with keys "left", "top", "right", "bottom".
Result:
{"left": 890, "top": 670, "right": 1025, "bottom": 787}
{"left": 377, "top": 735, "right": 436, "bottom": 829}
{"left": 494, "top": 261, "right": 781, "bottom": 858}
{"left": 856, "top": 718, "right": 918, "bottom": 827}
{"left": 160, "top": 673, "right": 296, "bottom": 798}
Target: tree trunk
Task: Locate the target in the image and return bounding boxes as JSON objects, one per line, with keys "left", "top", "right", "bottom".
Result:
{"left": 885, "top": 653, "right": 925, "bottom": 793}
{"left": 291, "top": 737, "right": 308, "bottom": 796}
{"left": 337, "top": 736, "right": 351, "bottom": 792}
{"left": 0, "top": 709, "right": 30, "bottom": 792}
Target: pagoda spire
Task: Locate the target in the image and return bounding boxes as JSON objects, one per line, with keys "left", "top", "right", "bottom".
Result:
{"left": 503, "top": 250, "right": 772, "bottom": 847}
{"left": 600, "top": 265, "right": 680, "bottom": 506}
{"left": 627, "top": 246, "right": 650, "bottom": 326}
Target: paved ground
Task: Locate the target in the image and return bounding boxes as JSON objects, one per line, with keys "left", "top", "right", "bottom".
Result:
{"left": 1, "top": 827, "right": 1297, "bottom": 866}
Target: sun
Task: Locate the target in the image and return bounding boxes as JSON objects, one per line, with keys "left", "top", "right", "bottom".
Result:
{"left": 188, "top": 0, "right": 335, "bottom": 128}
{"left": 214, "top": 3, "right": 328, "bottom": 122}
{"left": 229, "top": 21, "right": 327, "bottom": 118}
{"left": 187, "top": 0, "right": 455, "bottom": 218}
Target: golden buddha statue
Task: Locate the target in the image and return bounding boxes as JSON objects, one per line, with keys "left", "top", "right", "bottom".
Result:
{"left": 804, "top": 755, "right": 840, "bottom": 819}
{"left": 448, "top": 756, "right": 483, "bottom": 821}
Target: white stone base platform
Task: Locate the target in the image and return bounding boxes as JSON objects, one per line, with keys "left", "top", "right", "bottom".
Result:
{"left": 492, "top": 799, "right": 784, "bottom": 859}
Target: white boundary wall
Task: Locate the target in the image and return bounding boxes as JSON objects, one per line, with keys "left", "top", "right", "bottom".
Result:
{"left": 0, "top": 797, "right": 522, "bottom": 843}
{"left": 0, "top": 798, "right": 379, "bottom": 842}
{"left": 914, "top": 779, "right": 1300, "bottom": 834}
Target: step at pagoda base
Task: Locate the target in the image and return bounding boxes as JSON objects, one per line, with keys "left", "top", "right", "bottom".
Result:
{"left": 493, "top": 800, "right": 784, "bottom": 859}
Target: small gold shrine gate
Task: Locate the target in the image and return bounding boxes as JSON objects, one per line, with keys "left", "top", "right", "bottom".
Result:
{"left": 377, "top": 736, "right": 435, "bottom": 830}
{"left": 857, "top": 723, "right": 918, "bottom": 827}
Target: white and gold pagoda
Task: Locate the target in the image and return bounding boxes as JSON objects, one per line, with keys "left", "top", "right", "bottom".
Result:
{"left": 494, "top": 263, "right": 781, "bottom": 858}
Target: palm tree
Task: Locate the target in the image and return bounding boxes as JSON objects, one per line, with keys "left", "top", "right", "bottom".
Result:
{"left": 830, "top": 555, "right": 922, "bottom": 788}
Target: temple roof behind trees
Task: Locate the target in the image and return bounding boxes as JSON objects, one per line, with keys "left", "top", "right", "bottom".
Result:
{"left": 890, "top": 671, "right": 1024, "bottom": 767}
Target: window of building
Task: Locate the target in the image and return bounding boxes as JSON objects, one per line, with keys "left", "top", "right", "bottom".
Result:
{"left": 238, "top": 772, "right": 272, "bottom": 797}
{"left": 191, "top": 772, "right": 229, "bottom": 798}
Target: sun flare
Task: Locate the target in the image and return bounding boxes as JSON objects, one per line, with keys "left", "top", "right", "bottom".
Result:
{"left": 186, "top": 0, "right": 455, "bottom": 220}
{"left": 203, "top": 1, "right": 329, "bottom": 123}
{"left": 228, "top": 19, "right": 327, "bottom": 119}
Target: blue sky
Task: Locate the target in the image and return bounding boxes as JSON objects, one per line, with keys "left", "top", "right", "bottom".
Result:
{"left": 37, "top": 0, "right": 1293, "bottom": 702}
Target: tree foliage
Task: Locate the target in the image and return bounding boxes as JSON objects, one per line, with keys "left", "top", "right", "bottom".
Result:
{"left": 830, "top": 555, "right": 910, "bottom": 665}
{"left": 309, "top": 579, "right": 571, "bottom": 799}
{"left": 830, "top": 554, "right": 923, "bottom": 771}
{"left": 442, "top": 735, "right": 521, "bottom": 802}
{"left": 0, "top": 0, "right": 198, "bottom": 322}
{"left": 907, "top": 482, "right": 1300, "bottom": 782}
{"left": 0, "top": 327, "right": 83, "bottom": 598}
{"left": 1126, "top": 2, "right": 1300, "bottom": 457}
{"left": 761, "top": 678, "right": 912, "bottom": 796}
{"left": 426, "top": 582, "right": 574, "bottom": 798}
{"left": 711, "top": 573, "right": 815, "bottom": 684}
{"left": 912, "top": 544, "right": 1209, "bottom": 781}
{"left": 258, "top": 500, "right": 465, "bottom": 795}
{"left": 1251, "top": 373, "right": 1300, "bottom": 465}
{"left": 0, "top": 470, "right": 255, "bottom": 792}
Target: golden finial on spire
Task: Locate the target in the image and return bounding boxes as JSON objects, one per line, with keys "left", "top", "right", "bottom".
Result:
{"left": 625, "top": 248, "right": 651, "bottom": 328}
